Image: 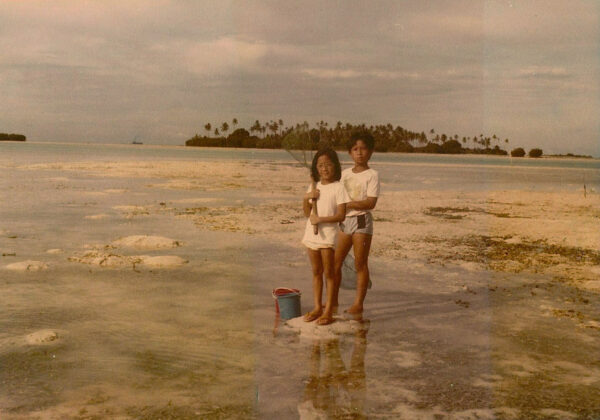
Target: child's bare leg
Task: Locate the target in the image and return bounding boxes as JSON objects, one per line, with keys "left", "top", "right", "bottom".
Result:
{"left": 348, "top": 329, "right": 367, "bottom": 409}
{"left": 346, "top": 233, "right": 372, "bottom": 318}
{"left": 302, "top": 341, "right": 321, "bottom": 401}
{"left": 324, "top": 339, "right": 345, "bottom": 380}
{"left": 333, "top": 233, "right": 353, "bottom": 312}
{"left": 317, "top": 248, "right": 336, "bottom": 325}
{"left": 304, "top": 248, "right": 324, "bottom": 322}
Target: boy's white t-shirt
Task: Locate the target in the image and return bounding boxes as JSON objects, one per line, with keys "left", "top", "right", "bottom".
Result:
{"left": 341, "top": 167, "right": 380, "bottom": 217}
{"left": 301, "top": 181, "right": 350, "bottom": 249}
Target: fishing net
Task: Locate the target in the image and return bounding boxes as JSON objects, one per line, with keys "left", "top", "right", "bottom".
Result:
{"left": 282, "top": 124, "right": 316, "bottom": 169}
{"left": 340, "top": 253, "right": 373, "bottom": 290}
{"left": 283, "top": 125, "right": 319, "bottom": 233}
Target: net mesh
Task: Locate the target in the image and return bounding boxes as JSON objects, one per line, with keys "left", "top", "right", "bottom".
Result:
{"left": 282, "top": 125, "right": 316, "bottom": 169}
{"left": 283, "top": 125, "right": 320, "bottom": 233}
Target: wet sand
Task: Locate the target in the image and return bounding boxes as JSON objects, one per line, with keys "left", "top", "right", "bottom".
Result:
{"left": 1, "top": 154, "right": 599, "bottom": 418}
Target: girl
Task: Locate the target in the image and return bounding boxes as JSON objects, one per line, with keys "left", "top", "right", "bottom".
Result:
{"left": 301, "top": 148, "right": 350, "bottom": 326}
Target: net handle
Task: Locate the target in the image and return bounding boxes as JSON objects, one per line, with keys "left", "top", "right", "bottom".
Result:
{"left": 311, "top": 181, "right": 318, "bottom": 234}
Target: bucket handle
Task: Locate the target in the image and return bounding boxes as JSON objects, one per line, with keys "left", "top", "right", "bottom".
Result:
{"left": 272, "top": 288, "right": 301, "bottom": 299}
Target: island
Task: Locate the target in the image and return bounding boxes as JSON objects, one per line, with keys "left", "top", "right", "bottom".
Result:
{"left": 0, "top": 133, "right": 26, "bottom": 142}
{"left": 185, "top": 120, "right": 518, "bottom": 156}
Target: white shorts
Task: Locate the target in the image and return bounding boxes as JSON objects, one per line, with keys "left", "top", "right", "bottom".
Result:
{"left": 302, "top": 239, "right": 334, "bottom": 251}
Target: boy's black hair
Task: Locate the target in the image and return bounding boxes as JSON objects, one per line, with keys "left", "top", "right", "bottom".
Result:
{"left": 347, "top": 129, "right": 375, "bottom": 151}
{"left": 310, "top": 148, "right": 342, "bottom": 182}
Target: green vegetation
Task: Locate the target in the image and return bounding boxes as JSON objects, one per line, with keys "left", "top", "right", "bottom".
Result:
{"left": 0, "top": 133, "right": 26, "bottom": 141}
{"left": 186, "top": 119, "right": 515, "bottom": 155}
{"left": 528, "top": 148, "right": 543, "bottom": 158}
{"left": 511, "top": 147, "right": 526, "bottom": 157}
{"left": 547, "top": 153, "right": 593, "bottom": 159}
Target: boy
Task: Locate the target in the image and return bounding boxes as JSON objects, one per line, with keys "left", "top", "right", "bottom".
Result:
{"left": 334, "top": 130, "right": 380, "bottom": 319}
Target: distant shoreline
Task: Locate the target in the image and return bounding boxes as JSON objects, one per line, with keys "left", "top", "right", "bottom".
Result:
{"left": 545, "top": 154, "right": 593, "bottom": 159}
{"left": 2, "top": 140, "right": 597, "bottom": 160}
{"left": 183, "top": 143, "right": 599, "bottom": 160}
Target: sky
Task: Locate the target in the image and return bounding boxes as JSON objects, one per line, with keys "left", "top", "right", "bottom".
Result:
{"left": 1, "top": 0, "right": 598, "bottom": 155}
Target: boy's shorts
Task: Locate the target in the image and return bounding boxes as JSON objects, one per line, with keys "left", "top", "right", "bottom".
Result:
{"left": 340, "top": 213, "right": 373, "bottom": 235}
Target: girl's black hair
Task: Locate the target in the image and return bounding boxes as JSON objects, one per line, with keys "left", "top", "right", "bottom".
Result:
{"left": 310, "top": 148, "right": 342, "bottom": 182}
{"left": 347, "top": 129, "right": 375, "bottom": 151}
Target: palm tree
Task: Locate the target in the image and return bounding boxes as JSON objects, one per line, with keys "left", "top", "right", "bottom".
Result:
{"left": 221, "top": 122, "right": 229, "bottom": 136}
{"left": 214, "top": 128, "right": 220, "bottom": 136}
{"left": 250, "top": 120, "right": 261, "bottom": 136}
{"left": 232, "top": 118, "right": 238, "bottom": 129}
{"left": 268, "top": 121, "right": 278, "bottom": 136}
{"left": 204, "top": 123, "right": 212, "bottom": 136}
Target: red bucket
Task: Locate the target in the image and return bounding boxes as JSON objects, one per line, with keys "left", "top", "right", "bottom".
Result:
{"left": 272, "top": 287, "right": 300, "bottom": 313}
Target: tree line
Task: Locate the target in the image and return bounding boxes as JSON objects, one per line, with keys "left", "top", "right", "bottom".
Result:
{"left": 0, "top": 133, "right": 26, "bottom": 141}
{"left": 186, "top": 119, "right": 543, "bottom": 156}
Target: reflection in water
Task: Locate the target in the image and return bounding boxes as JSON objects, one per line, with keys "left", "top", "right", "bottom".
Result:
{"left": 298, "top": 327, "right": 368, "bottom": 419}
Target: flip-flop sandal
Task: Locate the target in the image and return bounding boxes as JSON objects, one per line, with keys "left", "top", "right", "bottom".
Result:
{"left": 303, "top": 310, "right": 322, "bottom": 322}
{"left": 316, "top": 316, "right": 335, "bottom": 326}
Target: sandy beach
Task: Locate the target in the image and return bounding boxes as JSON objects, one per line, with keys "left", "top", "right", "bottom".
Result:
{"left": 1, "top": 145, "right": 599, "bottom": 418}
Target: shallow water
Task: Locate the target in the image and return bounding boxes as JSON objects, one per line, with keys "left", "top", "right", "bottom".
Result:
{"left": 1, "top": 143, "right": 599, "bottom": 418}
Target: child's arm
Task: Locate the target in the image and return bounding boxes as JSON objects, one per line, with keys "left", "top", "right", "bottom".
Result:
{"left": 310, "top": 203, "right": 346, "bottom": 225}
{"left": 303, "top": 190, "right": 319, "bottom": 217}
{"left": 347, "top": 171, "right": 379, "bottom": 210}
{"left": 347, "top": 197, "right": 378, "bottom": 211}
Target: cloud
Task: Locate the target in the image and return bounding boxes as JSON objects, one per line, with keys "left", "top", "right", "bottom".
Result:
{"left": 301, "top": 68, "right": 426, "bottom": 81}
{"left": 182, "top": 37, "right": 268, "bottom": 75}
{"left": 301, "top": 68, "right": 361, "bottom": 79}
{"left": 483, "top": 0, "right": 598, "bottom": 45}
{"left": 517, "top": 66, "right": 570, "bottom": 79}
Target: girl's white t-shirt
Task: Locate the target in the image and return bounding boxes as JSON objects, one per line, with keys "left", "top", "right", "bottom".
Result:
{"left": 341, "top": 167, "right": 380, "bottom": 217}
{"left": 301, "top": 181, "right": 350, "bottom": 249}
